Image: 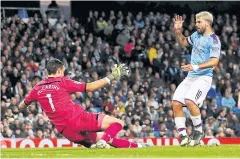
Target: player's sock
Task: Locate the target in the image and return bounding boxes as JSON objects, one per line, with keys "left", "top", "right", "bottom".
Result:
{"left": 101, "top": 122, "right": 123, "bottom": 142}
{"left": 111, "top": 138, "right": 138, "bottom": 148}
{"left": 190, "top": 114, "right": 203, "bottom": 133}
{"left": 174, "top": 117, "right": 187, "bottom": 136}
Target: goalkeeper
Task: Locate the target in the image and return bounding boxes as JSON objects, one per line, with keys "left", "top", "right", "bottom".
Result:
{"left": 19, "top": 59, "right": 150, "bottom": 149}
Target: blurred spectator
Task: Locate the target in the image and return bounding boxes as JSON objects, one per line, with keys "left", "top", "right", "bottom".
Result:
{"left": 102, "top": 97, "right": 114, "bottom": 115}
{"left": 222, "top": 90, "right": 236, "bottom": 108}
{"left": 46, "top": 0, "right": 61, "bottom": 19}
{"left": 132, "top": 119, "right": 142, "bottom": 137}
{"left": 116, "top": 29, "right": 130, "bottom": 46}
{"left": 148, "top": 106, "right": 159, "bottom": 121}
{"left": 97, "top": 17, "right": 108, "bottom": 31}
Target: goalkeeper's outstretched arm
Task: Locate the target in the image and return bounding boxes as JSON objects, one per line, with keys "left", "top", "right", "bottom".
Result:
{"left": 86, "top": 78, "right": 110, "bottom": 92}
{"left": 86, "top": 64, "right": 129, "bottom": 92}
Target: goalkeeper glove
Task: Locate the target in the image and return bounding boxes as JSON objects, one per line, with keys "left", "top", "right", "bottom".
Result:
{"left": 107, "top": 63, "right": 129, "bottom": 81}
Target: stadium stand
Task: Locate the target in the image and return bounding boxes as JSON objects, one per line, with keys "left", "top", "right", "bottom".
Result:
{"left": 1, "top": 8, "right": 240, "bottom": 140}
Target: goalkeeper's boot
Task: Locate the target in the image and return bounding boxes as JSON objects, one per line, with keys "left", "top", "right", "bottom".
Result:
{"left": 179, "top": 134, "right": 190, "bottom": 146}
{"left": 188, "top": 130, "right": 205, "bottom": 147}
{"left": 90, "top": 140, "right": 111, "bottom": 149}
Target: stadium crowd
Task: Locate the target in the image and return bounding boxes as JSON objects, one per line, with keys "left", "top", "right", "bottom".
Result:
{"left": 1, "top": 9, "right": 240, "bottom": 140}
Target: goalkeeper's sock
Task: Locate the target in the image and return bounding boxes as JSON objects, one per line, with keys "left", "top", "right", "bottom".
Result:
{"left": 174, "top": 117, "right": 187, "bottom": 136}
{"left": 101, "top": 122, "right": 123, "bottom": 142}
{"left": 111, "top": 138, "right": 138, "bottom": 148}
{"left": 190, "top": 115, "right": 203, "bottom": 133}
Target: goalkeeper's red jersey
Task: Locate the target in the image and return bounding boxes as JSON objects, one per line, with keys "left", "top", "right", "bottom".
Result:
{"left": 24, "top": 76, "right": 86, "bottom": 132}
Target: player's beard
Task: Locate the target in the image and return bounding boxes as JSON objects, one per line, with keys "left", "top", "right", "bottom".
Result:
{"left": 197, "top": 25, "right": 207, "bottom": 34}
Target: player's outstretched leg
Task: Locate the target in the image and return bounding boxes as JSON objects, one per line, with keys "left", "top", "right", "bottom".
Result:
{"left": 185, "top": 99, "right": 204, "bottom": 146}
{"left": 91, "top": 115, "right": 124, "bottom": 149}
{"left": 110, "top": 138, "right": 152, "bottom": 148}
{"left": 172, "top": 101, "right": 190, "bottom": 146}
{"left": 91, "top": 132, "right": 152, "bottom": 149}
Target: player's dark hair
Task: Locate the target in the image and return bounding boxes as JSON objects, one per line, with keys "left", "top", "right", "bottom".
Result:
{"left": 46, "top": 59, "right": 64, "bottom": 75}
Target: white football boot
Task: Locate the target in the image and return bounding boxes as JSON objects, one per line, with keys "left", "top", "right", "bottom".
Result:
{"left": 90, "top": 140, "right": 111, "bottom": 149}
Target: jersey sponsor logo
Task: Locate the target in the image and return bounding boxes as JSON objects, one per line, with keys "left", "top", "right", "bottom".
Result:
{"left": 192, "top": 46, "right": 203, "bottom": 55}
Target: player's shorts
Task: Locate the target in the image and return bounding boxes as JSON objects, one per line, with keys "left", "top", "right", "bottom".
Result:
{"left": 62, "top": 111, "right": 105, "bottom": 146}
{"left": 172, "top": 75, "right": 212, "bottom": 107}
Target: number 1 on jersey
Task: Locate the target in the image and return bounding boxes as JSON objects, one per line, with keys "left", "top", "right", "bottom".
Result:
{"left": 46, "top": 94, "right": 56, "bottom": 112}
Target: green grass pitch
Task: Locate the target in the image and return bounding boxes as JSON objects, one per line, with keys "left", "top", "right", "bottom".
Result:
{"left": 1, "top": 145, "right": 240, "bottom": 158}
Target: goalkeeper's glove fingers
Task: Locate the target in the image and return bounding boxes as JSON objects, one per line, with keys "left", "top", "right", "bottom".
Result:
{"left": 120, "top": 66, "right": 129, "bottom": 76}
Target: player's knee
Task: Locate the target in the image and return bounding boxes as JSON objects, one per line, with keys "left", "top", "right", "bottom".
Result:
{"left": 112, "top": 118, "right": 124, "bottom": 128}
{"left": 117, "top": 120, "right": 124, "bottom": 128}
{"left": 184, "top": 99, "right": 194, "bottom": 106}
{"left": 172, "top": 101, "right": 182, "bottom": 111}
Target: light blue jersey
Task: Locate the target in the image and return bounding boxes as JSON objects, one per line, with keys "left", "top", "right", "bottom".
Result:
{"left": 187, "top": 31, "right": 221, "bottom": 77}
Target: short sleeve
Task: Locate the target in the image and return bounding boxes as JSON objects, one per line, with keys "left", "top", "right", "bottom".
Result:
{"left": 210, "top": 36, "right": 221, "bottom": 58}
{"left": 62, "top": 78, "right": 86, "bottom": 93}
{"left": 186, "top": 31, "right": 197, "bottom": 46}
